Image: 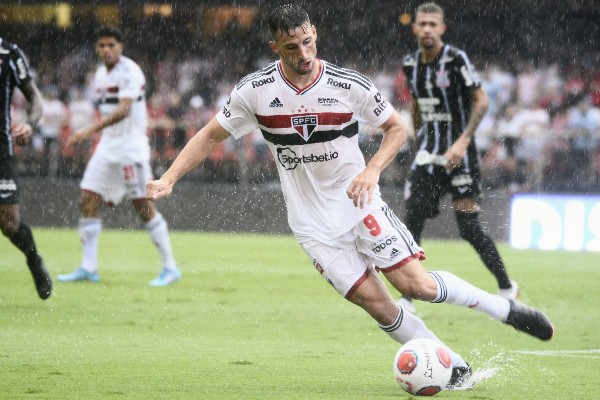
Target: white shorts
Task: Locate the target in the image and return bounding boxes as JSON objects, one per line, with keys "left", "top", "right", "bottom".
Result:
{"left": 300, "top": 204, "right": 425, "bottom": 298}
{"left": 80, "top": 152, "right": 152, "bottom": 205}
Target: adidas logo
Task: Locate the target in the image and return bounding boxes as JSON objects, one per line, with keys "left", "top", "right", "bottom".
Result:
{"left": 389, "top": 248, "right": 400, "bottom": 259}
{"left": 269, "top": 97, "right": 283, "bottom": 107}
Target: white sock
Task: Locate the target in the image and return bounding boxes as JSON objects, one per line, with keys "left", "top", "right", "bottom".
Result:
{"left": 79, "top": 217, "right": 101, "bottom": 273}
{"left": 146, "top": 213, "right": 176, "bottom": 270}
{"left": 379, "top": 307, "right": 467, "bottom": 368}
{"left": 429, "top": 271, "right": 510, "bottom": 321}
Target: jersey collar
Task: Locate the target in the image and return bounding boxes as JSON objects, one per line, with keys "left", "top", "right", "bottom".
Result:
{"left": 277, "top": 59, "right": 324, "bottom": 95}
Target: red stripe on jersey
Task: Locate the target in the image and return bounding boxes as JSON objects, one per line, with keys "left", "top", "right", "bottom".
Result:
{"left": 107, "top": 86, "right": 119, "bottom": 93}
{"left": 256, "top": 112, "right": 353, "bottom": 128}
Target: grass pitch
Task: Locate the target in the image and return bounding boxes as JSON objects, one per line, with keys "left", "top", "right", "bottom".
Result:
{"left": 1, "top": 228, "right": 599, "bottom": 399}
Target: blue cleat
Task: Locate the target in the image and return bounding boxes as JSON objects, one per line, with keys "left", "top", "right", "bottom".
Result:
{"left": 57, "top": 267, "right": 100, "bottom": 283}
{"left": 149, "top": 268, "right": 181, "bottom": 287}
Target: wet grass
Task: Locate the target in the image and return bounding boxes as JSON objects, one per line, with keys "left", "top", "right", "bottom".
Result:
{"left": 0, "top": 228, "right": 598, "bottom": 399}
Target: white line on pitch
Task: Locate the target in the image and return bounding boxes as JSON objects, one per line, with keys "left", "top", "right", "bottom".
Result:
{"left": 512, "top": 349, "right": 600, "bottom": 358}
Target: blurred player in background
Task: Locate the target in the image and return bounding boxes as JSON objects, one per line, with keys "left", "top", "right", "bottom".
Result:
{"left": 398, "top": 3, "right": 518, "bottom": 313}
{"left": 57, "top": 26, "right": 180, "bottom": 287}
{"left": 147, "top": 4, "right": 554, "bottom": 389}
{"left": 0, "top": 37, "right": 52, "bottom": 299}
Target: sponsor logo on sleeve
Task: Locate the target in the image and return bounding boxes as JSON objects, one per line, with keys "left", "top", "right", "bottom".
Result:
{"left": 327, "top": 78, "right": 351, "bottom": 90}
{"left": 373, "top": 92, "right": 389, "bottom": 116}
{"left": 16, "top": 57, "right": 28, "bottom": 80}
{"left": 252, "top": 76, "right": 275, "bottom": 88}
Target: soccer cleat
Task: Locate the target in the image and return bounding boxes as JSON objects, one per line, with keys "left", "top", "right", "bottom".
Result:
{"left": 57, "top": 267, "right": 100, "bottom": 283}
{"left": 149, "top": 268, "right": 181, "bottom": 287}
{"left": 397, "top": 296, "right": 416, "bottom": 314}
{"left": 446, "top": 363, "right": 473, "bottom": 389}
{"left": 504, "top": 300, "right": 554, "bottom": 341}
{"left": 498, "top": 280, "right": 520, "bottom": 300}
{"left": 27, "top": 256, "right": 52, "bottom": 300}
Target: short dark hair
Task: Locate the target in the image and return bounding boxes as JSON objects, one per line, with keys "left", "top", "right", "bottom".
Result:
{"left": 416, "top": 2, "right": 444, "bottom": 20}
{"left": 267, "top": 4, "right": 311, "bottom": 40}
{"left": 95, "top": 25, "right": 123, "bottom": 42}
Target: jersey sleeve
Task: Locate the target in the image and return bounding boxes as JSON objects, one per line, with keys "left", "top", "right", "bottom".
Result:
{"left": 119, "top": 64, "right": 145, "bottom": 100}
{"left": 215, "top": 88, "right": 258, "bottom": 139}
{"left": 355, "top": 82, "right": 394, "bottom": 127}
{"left": 9, "top": 44, "right": 33, "bottom": 89}
{"left": 454, "top": 50, "right": 482, "bottom": 91}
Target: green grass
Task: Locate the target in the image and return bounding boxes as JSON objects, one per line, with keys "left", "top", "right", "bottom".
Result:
{"left": 1, "top": 228, "right": 599, "bottom": 399}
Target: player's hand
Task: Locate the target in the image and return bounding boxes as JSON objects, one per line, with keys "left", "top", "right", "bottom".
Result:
{"left": 443, "top": 136, "right": 469, "bottom": 171}
{"left": 11, "top": 122, "right": 33, "bottom": 146}
{"left": 346, "top": 166, "right": 380, "bottom": 209}
{"left": 146, "top": 178, "right": 173, "bottom": 201}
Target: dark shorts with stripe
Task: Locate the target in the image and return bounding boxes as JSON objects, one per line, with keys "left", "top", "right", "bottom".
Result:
{"left": 405, "top": 164, "right": 482, "bottom": 219}
{"left": 0, "top": 157, "right": 19, "bottom": 204}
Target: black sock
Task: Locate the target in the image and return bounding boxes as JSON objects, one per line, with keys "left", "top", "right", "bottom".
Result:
{"left": 404, "top": 211, "right": 425, "bottom": 246}
{"left": 455, "top": 211, "right": 512, "bottom": 289}
{"left": 8, "top": 223, "right": 39, "bottom": 262}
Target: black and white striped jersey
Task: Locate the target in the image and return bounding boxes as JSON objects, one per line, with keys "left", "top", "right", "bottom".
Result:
{"left": 403, "top": 44, "right": 481, "bottom": 168}
{"left": 216, "top": 59, "right": 393, "bottom": 244}
{"left": 0, "top": 38, "right": 33, "bottom": 158}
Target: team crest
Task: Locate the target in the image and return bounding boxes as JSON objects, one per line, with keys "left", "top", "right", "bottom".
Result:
{"left": 435, "top": 70, "right": 450, "bottom": 88}
{"left": 291, "top": 115, "right": 318, "bottom": 142}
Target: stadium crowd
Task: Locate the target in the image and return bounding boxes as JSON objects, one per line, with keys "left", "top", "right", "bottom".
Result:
{"left": 5, "top": 4, "right": 600, "bottom": 193}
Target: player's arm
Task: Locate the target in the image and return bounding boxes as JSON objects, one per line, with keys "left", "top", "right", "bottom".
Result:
{"left": 147, "top": 117, "right": 231, "bottom": 200}
{"left": 12, "top": 80, "right": 43, "bottom": 146}
{"left": 444, "top": 86, "right": 489, "bottom": 170}
{"left": 68, "top": 97, "right": 133, "bottom": 146}
{"left": 346, "top": 111, "right": 409, "bottom": 208}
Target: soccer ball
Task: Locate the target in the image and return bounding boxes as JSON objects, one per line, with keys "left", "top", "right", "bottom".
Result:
{"left": 393, "top": 338, "right": 452, "bottom": 396}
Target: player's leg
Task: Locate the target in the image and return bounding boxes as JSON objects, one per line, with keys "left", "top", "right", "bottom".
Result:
{"left": 401, "top": 167, "right": 445, "bottom": 310}
{"left": 383, "top": 261, "right": 552, "bottom": 340}
{"left": 0, "top": 203, "right": 52, "bottom": 299}
{"left": 300, "top": 239, "right": 470, "bottom": 371}
{"left": 452, "top": 189, "right": 518, "bottom": 299}
{"left": 359, "top": 204, "right": 552, "bottom": 341}
{"left": 57, "top": 153, "right": 109, "bottom": 282}
{"left": 127, "top": 161, "right": 179, "bottom": 286}
{"left": 57, "top": 190, "right": 102, "bottom": 282}
{"left": 0, "top": 158, "right": 51, "bottom": 299}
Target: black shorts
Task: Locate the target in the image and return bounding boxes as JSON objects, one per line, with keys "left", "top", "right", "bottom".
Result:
{"left": 0, "top": 157, "right": 19, "bottom": 204}
{"left": 405, "top": 164, "right": 481, "bottom": 219}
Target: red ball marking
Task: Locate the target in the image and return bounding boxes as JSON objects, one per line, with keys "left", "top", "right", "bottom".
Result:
{"left": 417, "top": 386, "right": 442, "bottom": 396}
{"left": 435, "top": 347, "right": 452, "bottom": 369}
{"left": 397, "top": 350, "right": 418, "bottom": 374}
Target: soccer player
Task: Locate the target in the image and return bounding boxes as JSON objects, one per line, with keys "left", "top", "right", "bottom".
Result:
{"left": 0, "top": 37, "right": 52, "bottom": 299}
{"left": 57, "top": 26, "right": 180, "bottom": 287}
{"left": 146, "top": 4, "right": 553, "bottom": 388}
{"left": 398, "top": 3, "right": 518, "bottom": 313}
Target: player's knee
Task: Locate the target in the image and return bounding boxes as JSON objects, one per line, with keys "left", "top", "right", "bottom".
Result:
{"left": 0, "top": 215, "right": 19, "bottom": 236}
{"left": 455, "top": 211, "right": 484, "bottom": 242}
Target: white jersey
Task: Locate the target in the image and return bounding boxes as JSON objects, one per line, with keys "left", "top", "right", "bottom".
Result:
{"left": 93, "top": 55, "right": 149, "bottom": 163}
{"left": 216, "top": 60, "right": 394, "bottom": 245}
